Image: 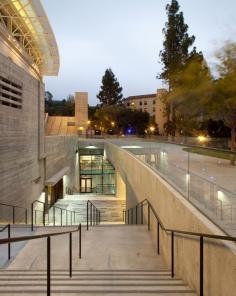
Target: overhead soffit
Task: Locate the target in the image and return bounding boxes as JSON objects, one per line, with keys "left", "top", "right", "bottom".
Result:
{"left": 0, "top": 0, "right": 60, "bottom": 76}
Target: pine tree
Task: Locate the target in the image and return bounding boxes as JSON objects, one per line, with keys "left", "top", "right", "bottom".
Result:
{"left": 97, "top": 68, "right": 123, "bottom": 105}
{"left": 159, "top": 0, "right": 195, "bottom": 87}
{"left": 158, "top": 0, "right": 196, "bottom": 135}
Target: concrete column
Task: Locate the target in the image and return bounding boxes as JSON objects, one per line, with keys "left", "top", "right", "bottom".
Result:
{"left": 75, "top": 92, "right": 88, "bottom": 134}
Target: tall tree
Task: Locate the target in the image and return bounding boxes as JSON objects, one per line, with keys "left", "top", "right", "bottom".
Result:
{"left": 213, "top": 42, "right": 236, "bottom": 157}
{"left": 158, "top": 0, "right": 196, "bottom": 135}
{"left": 97, "top": 68, "right": 123, "bottom": 105}
{"left": 167, "top": 52, "right": 213, "bottom": 136}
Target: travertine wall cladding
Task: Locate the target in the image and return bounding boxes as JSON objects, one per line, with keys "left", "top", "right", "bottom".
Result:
{"left": 45, "top": 136, "right": 78, "bottom": 191}
{"left": 105, "top": 142, "right": 236, "bottom": 296}
{"left": 0, "top": 51, "right": 44, "bottom": 221}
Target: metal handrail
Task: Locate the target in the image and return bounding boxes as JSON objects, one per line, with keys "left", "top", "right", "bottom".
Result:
{"left": 31, "top": 201, "right": 81, "bottom": 230}
{"left": 124, "top": 199, "right": 236, "bottom": 296}
{"left": 31, "top": 200, "right": 46, "bottom": 231}
{"left": 0, "top": 224, "right": 82, "bottom": 296}
{"left": 87, "top": 200, "right": 101, "bottom": 230}
{"left": 51, "top": 206, "right": 78, "bottom": 227}
{"left": 0, "top": 224, "right": 10, "bottom": 260}
{"left": 0, "top": 202, "right": 27, "bottom": 224}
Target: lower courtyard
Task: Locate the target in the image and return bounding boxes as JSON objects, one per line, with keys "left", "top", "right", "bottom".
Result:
{"left": 0, "top": 138, "right": 235, "bottom": 296}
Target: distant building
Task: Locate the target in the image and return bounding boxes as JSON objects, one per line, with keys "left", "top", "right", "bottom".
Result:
{"left": 123, "top": 89, "right": 167, "bottom": 134}
{"left": 45, "top": 92, "right": 89, "bottom": 136}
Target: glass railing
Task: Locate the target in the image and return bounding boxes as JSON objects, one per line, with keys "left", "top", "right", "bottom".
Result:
{"left": 93, "top": 184, "right": 116, "bottom": 195}
{"left": 110, "top": 138, "right": 236, "bottom": 235}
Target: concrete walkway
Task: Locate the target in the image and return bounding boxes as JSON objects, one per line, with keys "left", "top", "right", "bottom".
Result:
{"left": 0, "top": 226, "right": 32, "bottom": 268}
{"left": 7, "top": 225, "right": 164, "bottom": 271}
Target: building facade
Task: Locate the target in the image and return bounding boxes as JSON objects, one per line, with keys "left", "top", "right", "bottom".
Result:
{"left": 45, "top": 92, "right": 89, "bottom": 136}
{"left": 124, "top": 89, "right": 167, "bottom": 134}
{"left": 0, "top": 0, "right": 59, "bottom": 218}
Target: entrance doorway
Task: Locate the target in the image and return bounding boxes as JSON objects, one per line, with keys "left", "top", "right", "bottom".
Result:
{"left": 80, "top": 178, "right": 92, "bottom": 193}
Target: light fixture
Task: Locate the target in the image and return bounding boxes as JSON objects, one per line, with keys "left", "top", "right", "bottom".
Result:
{"left": 149, "top": 126, "right": 155, "bottom": 132}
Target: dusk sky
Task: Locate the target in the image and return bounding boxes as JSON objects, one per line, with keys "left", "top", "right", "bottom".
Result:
{"left": 41, "top": 0, "right": 236, "bottom": 105}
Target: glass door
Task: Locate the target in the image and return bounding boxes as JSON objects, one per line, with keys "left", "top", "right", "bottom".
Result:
{"left": 80, "top": 178, "right": 92, "bottom": 193}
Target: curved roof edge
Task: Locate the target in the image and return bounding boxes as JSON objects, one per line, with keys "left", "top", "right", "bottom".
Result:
{"left": 11, "top": 0, "right": 60, "bottom": 76}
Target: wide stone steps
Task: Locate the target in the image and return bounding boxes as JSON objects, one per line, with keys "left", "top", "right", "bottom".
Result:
{"left": 51, "top": 199, "right": 126, "bottom": 224}
{"left": 0, "top": 270, "right": 196, "bottom": 295}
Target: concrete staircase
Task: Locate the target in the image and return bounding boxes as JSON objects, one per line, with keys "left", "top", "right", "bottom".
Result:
{"left": 0, "top": 270, "right": 196, "bottom": 295}
{"left": 0, "top": 225, "right": 196, "bottom": 295}
{"left": 50, "top": 197, "right": 126, "bottom": 224}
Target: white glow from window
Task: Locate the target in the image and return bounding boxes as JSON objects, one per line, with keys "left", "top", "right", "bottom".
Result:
{"left": 186, "top": 173, "right": 190, "bottom": 182}
{"left": 121, "top": 146, "right": 142, "bottom": 149}
{"left": 85, "top": 146, "right": 97, "bottom": 149}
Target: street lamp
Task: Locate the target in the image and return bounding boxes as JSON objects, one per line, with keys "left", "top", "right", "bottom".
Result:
{"left": 198, "top": 135, "right": 207, "bottom": 143}
{"left": 111, "top": 121, "right": 115, "bottom": 127}
{"left": 149, "top": 126, "right": 155, "bottom": 133}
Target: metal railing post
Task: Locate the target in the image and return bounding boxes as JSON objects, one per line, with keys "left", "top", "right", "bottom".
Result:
{"left": 25, "top": 209, "right": 28, "bottom": 224}
{"left": 136, "top": 206, "right": 138, "bottom": 224}
{"left": 79, "top": 224, "right": 82, "bottom": 259}
{"left": 123, "top": 210, "right": 124, "bottom": 222}
{"left": 86, "top": 202, "right": 89, "bottom": 231}
{"left": 8, "top": 224, "right": 11, "bottom": 260}
{"left": 60, "top": 209, "right": 62, "bottom": 226}
{"left": 47, "top": 236, "right": 51, "bottom": 296}
{"left": 200, "top": 236, "right": 204, "bottom": 296}
{"left": 69, "top": 232, "right": 72, "bottom": 278}
{"left": 93, "top": 207, "right": 95, "bottom": 226}
{"left": 141, "top": 203, "right": 143, "bottom": 224}
{"left": 171, "top": 231, "right": 174, "bottom": 278}
{"left": 90, "top": 203, "right": 92, "bottom": 226}
{"left": 157, "top": 221, "right": 160, "bottom": 255}
{"left": 124, "top": 210, "right": 126, "bottom": 224}
{"left": 53, "top": 207, "right": 55, "bottom": 226}
{"left": 70, "top": 211, "right": 72, "bottom": 226}
{"left": 128, "top": 209, "right": 130, "bottom": 224}
{"left": 148, "top": 204, "right": 150, "bottom": 231}
{"left": 31, "top": 203, "right": 34, "bottom": 231}
{"left": 12, "top": 207, "right": 15, "bottom": 224}
{"left": 43, "top": 204, "right": 46, "bottom": 226}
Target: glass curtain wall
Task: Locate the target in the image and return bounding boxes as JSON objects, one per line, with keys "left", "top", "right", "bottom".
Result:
{"left": 79, "top": 154, "right": 115, "bottom": 195}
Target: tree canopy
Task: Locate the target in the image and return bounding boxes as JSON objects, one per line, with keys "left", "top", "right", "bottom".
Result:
{"left": 158, "top": 0, "right": 196, "bottom": 89}
{"left": 97, "top": 68, "right": 123, "bottom": 105}
{"left": 94, "top": 105, "right": 150, "bottom": 135}
{"left": 212, "top": 43, "right": 236, "bottom": 151}
{"left": 158, "top": 0, "right": 197, "bottom": 135}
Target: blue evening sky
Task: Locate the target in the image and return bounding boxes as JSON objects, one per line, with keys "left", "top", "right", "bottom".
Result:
{"left": 41, "top": 0, "right": 236, "bottom": 105}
